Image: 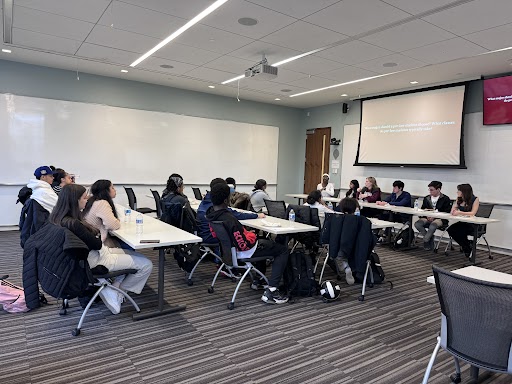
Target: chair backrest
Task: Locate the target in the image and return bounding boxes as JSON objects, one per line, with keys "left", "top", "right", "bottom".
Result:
{"left": 192, "top": 187, "right": 203, "bottom": 201}
{"left": 333, "top": 188, "right": 341, "bottom": 198}
{"left": 150, "top": 189, "right": 162, "bottom": 218}
{"left": 209, "top": 221, "right": 237, "bottom": 266}
{"left": 264, "top": 200, "right": 287, "bottom": 219}
{"left": 286, "top": 204, "right": 312, "bottom": 225}
{"left": 380, "top": 191, "right": 391, "bottom": 202}
{"left": 124, "top": 187, "right": 137, "bottom": 210}
{"left": 432, "top": 265, "right": 512, "bottom": 373}
{"left": 160, "top": 201, "right": 184, "bottom": 229}
{"left": 476, "top": 202, "right": 494, "bottom": 219}
{"left": 246, "top": 199, "right": 254, "bottom": 212}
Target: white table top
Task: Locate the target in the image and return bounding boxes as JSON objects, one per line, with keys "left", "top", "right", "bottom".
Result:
{"left": 427, "top": 266, "right": 512, "bottom": 285}
{"left": 369, "top": 217, "right": 403, "bottom": 230}
{"left": 112, "top": 205, "right": 202, "bottom": 250}
{"left": 240, "top": 216, "right": 318, "bottom": 235}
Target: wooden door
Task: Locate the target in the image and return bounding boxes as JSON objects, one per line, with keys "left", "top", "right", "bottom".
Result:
{"left": 304, "top": 127, "right": 331, "bottom": 194}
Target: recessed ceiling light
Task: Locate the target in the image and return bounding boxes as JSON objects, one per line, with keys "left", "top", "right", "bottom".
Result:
{"left": 238, "top": 17, "right": 258, "bottom": 26}
{"left": 121, "top": 69, "right": 128, "bottom": 73}
{"left": 2, "top": 49, "right": 11, "bottom": 53}
{"left": 275, "top": 98, "right": 281, "bottom": 101}
{"left": 340, "top": 94, "right": 348, "bottom": 97}
{"left": 383, "top": 62, "right": 398, "bottom": 67}
{"left": 208, "top": 85, "right": 215, "bottom": 88}
{"left": 160, "top": 64, "right": 174, "bottom": 69}
{"left": 410, "top": 81, "right": 419, "bottom": 84}
{"left": 130, "top": 0, "right": 230, "bottom": 67}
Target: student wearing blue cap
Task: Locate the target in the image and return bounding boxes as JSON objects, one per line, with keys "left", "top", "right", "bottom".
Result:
{"left": 27, "top": 166, "right": 58, "bottom": 212}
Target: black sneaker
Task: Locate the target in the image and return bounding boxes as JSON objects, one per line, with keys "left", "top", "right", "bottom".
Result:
{"left": 250, "top": 280, "right": 268, "bottom": 291}
{"left": 261, "top": 288, "right": 289, "bottom": 304}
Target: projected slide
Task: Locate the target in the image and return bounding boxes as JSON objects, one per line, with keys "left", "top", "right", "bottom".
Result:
{"left": 483, "top": 75, "right": 512, "bottom": 125}
{"left": 356, "top": 85, "right": 466, "bottom": 167}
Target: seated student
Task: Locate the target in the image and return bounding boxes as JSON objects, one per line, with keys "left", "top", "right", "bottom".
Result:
{"left": 317, "top": 173, "right": 335, "bottom": 198}
{"left": 161, "top": 173, "right": 197, "bottom": 233}
{"left": 48, "top": 184, "right": 119, "bottom": 314}
{"left": 356, "top": 177, "right": 381, "bottom": 217}
{"left": 250, "top": 179, "right": 271, "bottom": 213}
{"left": 206, "top": 183, "right": 289, "bottom": 304}
{"left": 376, "top": 180, "right": 412, "bottom": 224}
{"left": 303, "top": 190, "right": 334, "bottom": 227}
{"left": 82, "top": 180, "right": 153, "bottom": 311}
{"left": 197, "top": 178, "right": 264, "bottom": 245}
{"left": 27, "top": 166, "right": 58, "bottom": 213}
{"left": 414, "top": 181, "right": 452, "bottom": 250}
{"left": 51, "top": 168, "right": 73, "bottom": 195}
{"left": 447, "top": 184, "right": 480, "bottom": 258}
{"left": 226, "top": 177, "right": 250, "bottom": 209}
{"left": 345, "top": 179, "right": 359, "bottom": 199}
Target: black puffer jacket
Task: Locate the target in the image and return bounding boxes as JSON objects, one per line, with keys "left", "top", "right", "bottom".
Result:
{"left": 23, "top": 223, "right": 90, "bottom": 309}
{"left": 19, "top": 199, "right": 50, "bottom": 248}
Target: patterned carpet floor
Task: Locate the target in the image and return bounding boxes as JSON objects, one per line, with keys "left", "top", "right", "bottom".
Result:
{"left": 1, "top": 230, "right": 511, "bottom": 384}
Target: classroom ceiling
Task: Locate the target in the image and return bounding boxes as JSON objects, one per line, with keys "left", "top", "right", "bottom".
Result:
{"left": 1, "top": 0, "right": 512, "bottom": 108}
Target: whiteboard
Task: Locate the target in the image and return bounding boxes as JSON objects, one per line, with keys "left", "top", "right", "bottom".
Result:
{"left": 0, "top": 93, "right": 279, "bottom": 185}
{"left": 342, "top": 112, "right": 512, "bottom": 204}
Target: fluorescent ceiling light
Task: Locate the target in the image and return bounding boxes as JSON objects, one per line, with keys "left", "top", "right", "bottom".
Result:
{"left": 208, "top": 85, "right": 215, "bottom": 88}
{"left": 2, "top": 0, "right": 13, "bottom": 44}
{"left": 274, "top": 98, "right": 281, "bottom": 101}
{"left": 221, "top": 74, "right": 244, "bottom": 85}
{"left": 2, "top": 48, "right": 11, "bottom": 53}
{"left": 479, "top": 46, "right": 512, "bottom": 55}
{"left": 130, "top": 0, "right": 230, "bottom": 67}
{"left": 290, "top": 73, "right": 395, "bottom": 98}
{"left": 410, "top": 81, "right": 419, "bottom": 84}
{"left": 340, "top": 94, "right": 348, "bottom": 97}
{"left": 121, "top": 69, "right": 128, "bottom": 73}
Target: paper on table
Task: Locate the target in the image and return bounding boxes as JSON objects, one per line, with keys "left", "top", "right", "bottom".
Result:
{"left": 260, "top": 220, "right": 281, "bottom": 227}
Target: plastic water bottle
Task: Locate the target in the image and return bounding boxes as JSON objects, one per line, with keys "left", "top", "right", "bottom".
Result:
{"left": 355, "top": 208, "right": 361, "bottom": 216}
{"left": 124, "top": 208, "right": 131, "bottom": 223}
{"left": 135, "top": 213, "right": 144, "bottom": 235}
{"left": 414, "top": 199, "right": 419, "bottom": 211}
{"left": 327, "top": 201, "right": 333, "bottom": 210}
{"left": 288, "top": 209, "right": 295, "bottom": 223}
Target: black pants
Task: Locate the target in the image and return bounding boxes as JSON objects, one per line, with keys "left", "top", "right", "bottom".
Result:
{"left": 249, "top": 239, "right": 289, "bottom": 287}
{"left": 447, "top": 222, "right": 473, "bottom": 253}
{"left": 379, "top": 211, "right": 409, "bottom": 224}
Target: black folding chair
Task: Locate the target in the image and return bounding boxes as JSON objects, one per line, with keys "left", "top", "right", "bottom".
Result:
{"left": 192, "top": 187, "right": 203, "bottom": 201}
{"left": 333, "top": 188, "right": 341, "bottom": 198}
{"left": 124, "top": 187, "right": 156, "bottom": 214}
{"left": 150, "top": 189, "right": 162, "bottom": 218}
{"left": 422, "top": 265, "right": 512, "bottom": 383}
{"left": 264, "top": 200, "right": 287, "bottom": 219}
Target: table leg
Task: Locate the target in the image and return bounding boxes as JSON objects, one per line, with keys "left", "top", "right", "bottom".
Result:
{"left": 132, "top": 247, "right": 186, "bottom": 320}
{"left": 465, "top": 224, "right": 481, "bottom": 266}
{"left": 470, "top": 365, "right": 479, "bottom": 380}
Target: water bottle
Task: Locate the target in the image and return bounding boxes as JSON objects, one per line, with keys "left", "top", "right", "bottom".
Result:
{"left": 288, "top": 209, "right": 295, "bottom": 223}
{"left": 414, "top": 199, "right": 419, "bottom": 211}
{"left": 135, "top": 213, "right": 143, "bottom": 235}
{"left": 326, "top": 201, "right": 333, "bottom": 210}
{"left": 355, "top": 208, "right": 360, "bottom": 216}
{"left": 124, "top": 208, "right": 131, "bottom": 223}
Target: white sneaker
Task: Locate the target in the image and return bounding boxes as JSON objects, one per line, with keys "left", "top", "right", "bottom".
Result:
{"left": 345, "top": 267, "right": 355, "bottom": 285}
{"left": 99, "top": 286, "right": 122, "bottom": 314}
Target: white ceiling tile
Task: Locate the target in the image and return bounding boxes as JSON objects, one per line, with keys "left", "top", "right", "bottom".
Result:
{"left": 241, "top": 80, "right": 308, "bottom": 95}
{"left": 120, "top": 0, "right": 216, "bottom": 19}
{"left": 381, "top": 0, "right": 459, "bottom": 15}
{"left": 402, "top": 38, "right": 488, "bottom": 64}
{"left": 361, "top": 20, "right": 456, "bottom": 52}
{"left": 86, "top": 25, "right": 159, "bottom": 54}
{"left": 228, "top": 41, "right": 301, "bottom": 64}
{"left": 15, "top": 0, "right": 110, "bottom": 23}
{"left": 288, "top": 76, "right": 338, "bottom": 90}
{"left": 318, "top": 66, "right": 380, "bottom": 82}
{"left": 315, "top": 40, "right": 394, "bottom": 65}
{"left": 356, "top": 53, "right": 426, "bottom": 74}
{"left": 154, "top": 43, "right": 222, "bottom": 66}
{"left": 304, "top": 0, "right": 410, "bottom": 37}
{"left": 12, "top": 28, "right": 81, "bottom": 55}
{"left": 464, "top": 23, "right": 512, "bottom": 51}
{"left": 281, "top": 56, "right": 344, "bottom": 75}
{"left": 136, "top": 57, "right": 198, "bottom": 76}
{"left": 200, "top": 1, "right": 296, "bottom": 39}
{"left": 246, "top": 0, "right": 340, "bottom": 20}
{"left": 98, "top": 1, "right": 184, "bottom": 39}
{"left": 13, "top": 5, "right": 94, "bottom": 41}
{"left": 173, "top": 24, "right": 255, "bottom": 54}
{"left": 76, "top": 43, "right": 139, "bottom": 65}
{"left": 269, "top": 69, "right": 309, "bottom": 84}
{"left": 205, "top": 55, "right": 254, "bottom": 74}
{"left": 182, "top": 66, "right": 238, "bottom": 83}
{"left": 422, "top": 0, "right": 512, "bottom": 35}
{"left": 261, "top": 21, "right": 348, "bottom": 52}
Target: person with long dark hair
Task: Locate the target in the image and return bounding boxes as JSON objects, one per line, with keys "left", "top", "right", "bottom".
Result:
{"left": 51, "top": 168, "right": 73, "bottom": 195}
{"left": 250, "top": 179, "right": 270, "bottom": 212}
{"left": 161, "top": 173, "right": 197, "bottom": 233}
{"left": 304, "top": 190, "right": 334, "bottom": 227}
{"left": 345, "top": 180, "right": 359, "bottom": 198}
{"left": 447, "top": 184, "right": 480, "bottom": 258}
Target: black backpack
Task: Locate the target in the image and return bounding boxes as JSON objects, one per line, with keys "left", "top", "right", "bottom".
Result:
{"left": 369, "top": 251, "right": 385, "bottom": 284}
{"left": 283, "top": 250, "right": 318, "bottom": 297}
{"left": 393, "top": 225, "right": 414, "bottom": 249}
{"left": 17, "top": 187, "right": 32, "bottom": 205}
{"left": 173, "top": 243, "right": 201, "bottom": 273}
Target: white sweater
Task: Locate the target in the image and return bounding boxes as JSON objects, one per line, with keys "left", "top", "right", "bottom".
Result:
{"left": 27, "top": 179, "right": 58, "bottom": 213}
{"left": 317, "top": 182, "right": 335, "bottom": 198}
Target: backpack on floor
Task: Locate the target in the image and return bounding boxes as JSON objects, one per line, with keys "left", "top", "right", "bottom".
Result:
{"left": 393, "top": 225, "right": 414, "bottom": 249}
{"left": 173, "top": 243, "right": 201, "bottom": 273}
{"left": 283, "top": 250, "right": 319, "bottom": 297}
{"left": 0, "top": 277, "right": 30, "bottom": 313}
{"left": 369, "top": 251, "right": 385, "bottom": 284}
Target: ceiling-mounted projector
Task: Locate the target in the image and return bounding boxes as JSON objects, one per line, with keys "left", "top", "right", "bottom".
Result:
{"left": 245, "top": 56, "right": 277, "bottom": 81}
